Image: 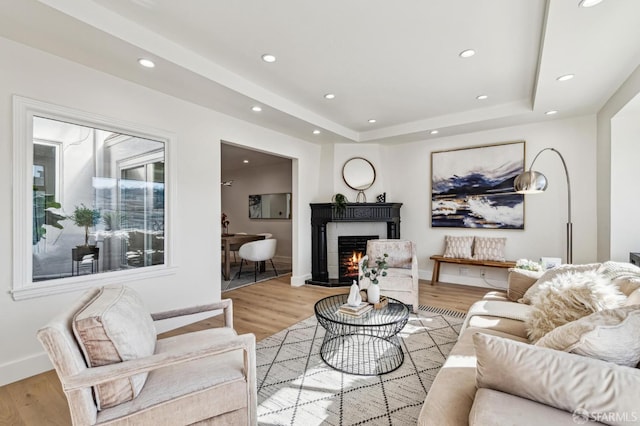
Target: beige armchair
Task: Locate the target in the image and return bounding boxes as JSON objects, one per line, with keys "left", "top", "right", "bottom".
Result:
{"left": 358, "top": 239, "right": 419, "bottom": 312}
{"left": 37, "top": 285, "right": 256, "bottom": 425}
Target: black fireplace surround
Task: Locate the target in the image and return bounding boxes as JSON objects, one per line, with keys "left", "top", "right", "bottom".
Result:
{"left": 307, "top": 203, "right": 402, "bottom": 286}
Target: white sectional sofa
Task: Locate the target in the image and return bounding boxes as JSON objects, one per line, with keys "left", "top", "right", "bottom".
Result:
{"left": 418, "top": 262, "right": 640, "bottom": 426}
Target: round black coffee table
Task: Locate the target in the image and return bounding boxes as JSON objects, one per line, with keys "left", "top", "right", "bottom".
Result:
{"left": 314, "top": 294, "right": 410, "bottom": 376}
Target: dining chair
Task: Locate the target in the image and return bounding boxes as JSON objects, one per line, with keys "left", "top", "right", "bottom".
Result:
{"left": 237, "top": 239, "right": 278, "bottom": 282}
{"left": 229, "top": 232, "right": 248, "bottom": 264}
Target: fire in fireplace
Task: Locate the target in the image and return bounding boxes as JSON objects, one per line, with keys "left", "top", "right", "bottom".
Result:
{"left": 338, "top": 235, "right": 378, "bottom": 283}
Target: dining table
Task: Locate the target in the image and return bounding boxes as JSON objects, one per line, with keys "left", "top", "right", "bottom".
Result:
{"left": 221, "top": 233, "right": 266, "bottom": 280}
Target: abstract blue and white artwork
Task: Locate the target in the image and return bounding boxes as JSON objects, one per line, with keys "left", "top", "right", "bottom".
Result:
{"left": 431, "top": 141, "right": 525, "bottom": 229}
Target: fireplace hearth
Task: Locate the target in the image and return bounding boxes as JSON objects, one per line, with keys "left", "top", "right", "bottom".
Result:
{"left": 307, "top": 202, "right": 402, "bottom": 286}
{"left": 338, "top": 235, "right": 378, "bottom": 283}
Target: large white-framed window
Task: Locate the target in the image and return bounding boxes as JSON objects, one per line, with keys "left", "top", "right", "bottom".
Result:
{"left": 12, "top": 96, "right": 177, "bottom": 300}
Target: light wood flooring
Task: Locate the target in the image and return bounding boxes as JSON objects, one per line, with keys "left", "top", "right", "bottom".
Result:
{"left": 0, "top": 277, "right": 492, "bottom": 426}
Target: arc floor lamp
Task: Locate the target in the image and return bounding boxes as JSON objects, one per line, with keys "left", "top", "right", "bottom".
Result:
{"left": 514, "top": 147, "right": 573, "bottom": 264}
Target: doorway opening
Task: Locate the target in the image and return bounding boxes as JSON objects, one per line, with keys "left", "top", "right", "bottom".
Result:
{"left": 220, "top": 142, "right": 294, "bottom": 291}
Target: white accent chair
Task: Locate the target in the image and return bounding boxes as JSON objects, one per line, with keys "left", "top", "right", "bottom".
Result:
{"left": 358, "top": 239, "right": 419, "bottom": 312}
{"left": 37, "top": 286, "right": 257, "bottom": 425}
{"left": 228, "top": 232, "right": 248, "bottom": 263}
{"left": 237, "top": 239, "right": 278, "bottom": 282}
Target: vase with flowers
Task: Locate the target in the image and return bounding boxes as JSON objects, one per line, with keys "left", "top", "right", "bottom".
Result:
{"left": 359, "top": 253, "right": 388, "bottom": 303}
{"left": 515, "top": 258, "right": 542, "bottom": 272}
{"left": 221, "top": 212, "right": 230, "bottom": 235}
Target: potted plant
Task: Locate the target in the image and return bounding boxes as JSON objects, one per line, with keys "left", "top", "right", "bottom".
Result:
{"left": 33, "top": 192, "right": 65, "bottom": 245}
{"left": 68, "top": 204, "right": 101, "bottom": 257}
{"left": 359, "top": 253, "right": 388, "bottom": 303}
{"left": 102, "top": 211, "right": 125, "bottom": 232}
{"left": 332, "top": 193, "right": 348, "bottom": 216}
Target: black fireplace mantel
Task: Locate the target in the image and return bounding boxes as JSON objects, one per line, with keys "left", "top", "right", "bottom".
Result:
{"left": 307, "top": 203, "right": 402, "bottom": 285}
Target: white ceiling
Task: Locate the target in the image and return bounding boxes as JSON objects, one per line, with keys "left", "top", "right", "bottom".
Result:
{"left": 1, "top": 0, "right": 640, "bottom": 145}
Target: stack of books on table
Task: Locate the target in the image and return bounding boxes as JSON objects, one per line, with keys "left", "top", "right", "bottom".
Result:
{"left": 338, "top": 302, "right": 373, "bottom": 317}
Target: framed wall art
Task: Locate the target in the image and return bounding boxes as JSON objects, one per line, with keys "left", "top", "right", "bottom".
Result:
{"left": 431, "top": 141, "right": 525, "bottom": 229}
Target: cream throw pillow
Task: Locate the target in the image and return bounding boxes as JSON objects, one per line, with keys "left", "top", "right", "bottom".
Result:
{"left": 73, "top": 285, "right": 157, "bottom": 410}
{"left": 442, "top": 235, "right": 473, "bottom": 259}
{"left": 525, "top": 270, "right": 626, "bottom": 342}
{"left": 626, "top": 288, "right": 640, "bottom": 306}
{"left": 536, "top": 306, "right": 640, "bottom": 367}
{"left": 473, "top": 333, "right": 640, "bottom": 426}
{"left": 613, "top": 277, "right": 640, "bottom": 297}
{"left": 507, "top": 268, "right": 544, "bottom": 302}
{"left": 471, "top": 237, "right": 506, "bottom": 261}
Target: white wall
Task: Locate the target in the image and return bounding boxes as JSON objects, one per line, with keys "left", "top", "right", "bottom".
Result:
{"left": 221, "top": 159, "right": 293, "bottom": 261}
{"left": 379, "top": 116, "right": 598, "bottom": 288}
{"left": 332, "top": 144, "right": 386, "bottom": 202}
{"left": 597, "top": 64, "right": 640, "bottom": 261}
{"left": 0, "top": 37, "right": 321, "bottom": 385}
{"left": 610, "top": 100, "right": 640, "bottom": 261}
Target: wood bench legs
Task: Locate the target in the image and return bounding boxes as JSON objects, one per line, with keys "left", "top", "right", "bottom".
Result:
{"left": 431, "top": 260, "right": 441, "bottom": 285}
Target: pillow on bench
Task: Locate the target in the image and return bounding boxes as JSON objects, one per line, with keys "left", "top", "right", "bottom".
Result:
{"left": 72, "top": 285, "right": 157, "bottom": 410}
{"left": 472, "top": 237, "right": 506, "bottom": 262}
{"left": 442, "top": 235, "right": 474, "bottom": 259}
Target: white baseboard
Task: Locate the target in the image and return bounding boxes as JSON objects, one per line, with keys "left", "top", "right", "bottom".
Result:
{"left": 0, "top": 352, "right": 53, "bottom": 387}
{"left": 291, "top": 273, "right": 311, "bottom": 287}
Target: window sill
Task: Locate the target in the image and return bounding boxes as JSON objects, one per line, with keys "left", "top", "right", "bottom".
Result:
{"left": 11, "top": 265, "right": 178, "bottom": 301}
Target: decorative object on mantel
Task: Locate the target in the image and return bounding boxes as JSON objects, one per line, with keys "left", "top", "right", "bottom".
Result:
{"left": 514, "top": 147, "right": 573, "bottom": 263}
{"left": 359, "top": 253, "right": 388, "bottom": 303}
{"left": 431, "top": 141, "right": 525, "bottom": 229}
{"left": 376, "top": 192, "right": 386, "bottom": 203}
{"left": 342, "top": 157, "right": 376, "bottom": 203}
{"left": 221, "top": 212, "right": 230, "bottom": 235}
{"left": 331, "top": 193, "right": 348, "bottom": 215}
{"left": 347, "top": 280, "right": 362, "bottom": 307}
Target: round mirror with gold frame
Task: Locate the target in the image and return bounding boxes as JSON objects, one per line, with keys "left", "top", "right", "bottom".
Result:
{"left": 342, "top": 157, "right": 376, "bottom": 202}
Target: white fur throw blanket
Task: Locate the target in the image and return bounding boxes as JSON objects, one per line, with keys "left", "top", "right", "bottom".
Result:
{"left": 526, "top": 269, "right": 627, "bottom": 342}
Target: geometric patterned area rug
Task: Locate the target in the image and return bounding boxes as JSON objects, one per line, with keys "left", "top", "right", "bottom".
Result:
{"left": 256, "top": 305, "right": 466, "bottom": 425}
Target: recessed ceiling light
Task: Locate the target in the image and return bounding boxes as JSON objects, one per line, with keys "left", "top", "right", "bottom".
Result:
{"left": 476, "top": 95, "right": 488, "bottom": 100}
{"left": 324, "top": 93, "right": 336, "bottom": 100}
{"left": 578, "top": 0, "right": 604, "bottom": 7}
{"left": 251, "top": 106, "right": 262, "bottom": 112}
{"left": 368, "top": 119, "right": 377, "bottom": 124}
{"left": 430, "top": 130, "right": 439, "bottom": 135}
{"left": 557, "top": 74, "right": 575, "bottom": 82}
{"left": 313, "top": 129, "right": 321, "bottom": 135}
{"left": 459, "top": 49, "right": 476, "bottom": 58}
{"left": 545, "top": 110, "right": 559, "bottom": 115}
{"left": 243, "top": 160, "right": 249, "bottom": 164}
{"left": 261, "top": 54, "right": 276, "bottom": 63}
{"left": 137, "top": 58, "right": 155, "bottom": 68}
